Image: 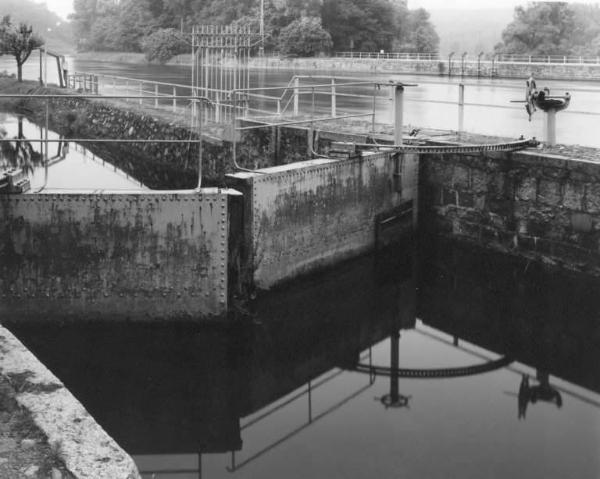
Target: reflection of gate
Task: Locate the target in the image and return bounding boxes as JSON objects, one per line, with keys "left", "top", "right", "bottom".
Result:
{"left": 191, "top": 25, "right": 253, "bottom": 124}
{"left": 375, "top": 200, "right": 414, "bottom": 249}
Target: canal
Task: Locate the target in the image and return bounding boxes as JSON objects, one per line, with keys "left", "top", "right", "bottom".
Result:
{"left": 1, "top": 60, "right": 600, "bottom": 479}
{"left": 4, "top": 239, "right": 600, "bottom": 479}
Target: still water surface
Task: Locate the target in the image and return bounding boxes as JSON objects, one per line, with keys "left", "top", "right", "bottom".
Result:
{"left": 0, "top": 113, "right": 146, "bottom": 191}
{"left": 2, "top": 56, "right": 599, "bottom": 146}
{"left": 7, "top": 243, "right": 600, "bottom": 479}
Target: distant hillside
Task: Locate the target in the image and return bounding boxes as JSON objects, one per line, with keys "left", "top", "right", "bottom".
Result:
{"left": 429, "top": 7, "right": 515, "bottom": 55}
{"left": 0, "top": 0, "right": 74, "bottom": 54}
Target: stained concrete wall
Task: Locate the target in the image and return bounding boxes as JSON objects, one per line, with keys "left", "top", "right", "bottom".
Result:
{"left": 227, "top": 151, "right": 418, "bottom": 290}
{"left": 0, "top": 189, "right": 239, "bottom": 321}
{"left": 419, "top": 150, "right": 600, "bottom": 275}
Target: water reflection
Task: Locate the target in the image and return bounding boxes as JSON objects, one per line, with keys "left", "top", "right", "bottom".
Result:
{"left": 0, "top": 116, "right": 45, "bottom": 175}
{"left": 0, "top": 112, "right": 147, "bottom": 191}
{"left": 6, "top": 239, "right": 600, "bottom": 478}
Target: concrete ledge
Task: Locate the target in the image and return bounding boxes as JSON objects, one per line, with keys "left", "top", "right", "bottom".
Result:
{"left": 0, "top": 325, "right": 140, "bottom": 478}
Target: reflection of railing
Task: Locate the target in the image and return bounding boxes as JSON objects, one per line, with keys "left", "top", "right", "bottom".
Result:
{"left": 228, "top": 368, "right": 374, "bottom": 473}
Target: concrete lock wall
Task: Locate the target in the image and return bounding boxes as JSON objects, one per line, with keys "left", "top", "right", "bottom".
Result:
{"left": 227, "top": 151, "right": 418, "bottom": 290}
{"left": 419, "top": 150, "right": 600, "bottom": 275}
{"left": 252, "top": 57, "right": 600, "bottom": 80}
{"left": 0, "top": 189, "right": 239, "bottom": 321}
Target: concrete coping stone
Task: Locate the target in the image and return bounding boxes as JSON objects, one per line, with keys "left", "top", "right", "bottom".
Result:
{"left": 227, "top": 159, "right": 339, "bottom": 179}
{"left": 0, "top": 326, "right": 141, "bottom": 479}
{"left": 19, "top": 188, "right": 242, "bottom": 197}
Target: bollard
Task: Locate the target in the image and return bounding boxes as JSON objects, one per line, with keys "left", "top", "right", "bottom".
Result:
{"left": 393, "top": 85, "right": 404, "bottom": 145}
{"left": 458, "top": 83, "right": 465, "bottom": 135}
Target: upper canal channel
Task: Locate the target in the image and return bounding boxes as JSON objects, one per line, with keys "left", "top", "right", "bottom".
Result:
{"left": 1, "top": 58, "right": 599, "bottom": 479}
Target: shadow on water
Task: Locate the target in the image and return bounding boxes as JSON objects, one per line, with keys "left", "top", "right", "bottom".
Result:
{"left": 5, "top": 236, "right": 600, "bottom": 477}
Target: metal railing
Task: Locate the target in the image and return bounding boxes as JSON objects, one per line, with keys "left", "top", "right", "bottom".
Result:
{"left": 333, "top": 52, "right": 600, "bottom": 65}
{"left": 335, "top": 51, "right": 440, "bottom": 61}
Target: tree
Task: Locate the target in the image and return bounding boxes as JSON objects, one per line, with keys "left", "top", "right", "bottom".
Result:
{"left": 0, "top": 16, "right": 45, "bottom": 82}
{"left": 141, "top": 28, "right": 189, "bottom": 63}
{"left": 278, "top": 17, "right": 332, "bottom": 57}
{"left": 495, "top": 2, "right": 576, "bottom": 55}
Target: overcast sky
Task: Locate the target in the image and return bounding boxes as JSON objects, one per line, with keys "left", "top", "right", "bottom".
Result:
{"left": 40, "top": 0, "right": 600, "bottom": 21}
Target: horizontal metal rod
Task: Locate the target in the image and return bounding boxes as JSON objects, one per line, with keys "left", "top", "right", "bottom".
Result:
{"left": 0, "top": 94, "right": 211, "bottom": 101}
{"left": 233, "top": 81, "right": 379, "bottom": 93}
{"left": 0, "top": 139, "right": 205, "bottom": 144}
{"left": 235, "top": 112, "right": 373, "bottom": 130}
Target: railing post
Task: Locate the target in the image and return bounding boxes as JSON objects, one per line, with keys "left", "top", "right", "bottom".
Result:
{"left": 172, "top": 86, "right": 177, "bottom": 112}
{"left": 277, "top": 98, "right": 281, "bottom": 116}
{"left": 125, "top": 80, "right": 129, "bottom": 102}
{"left": 393, "top": 84, "right": 404, "bottom": 145}
{"left": 330, "top": 78, "right": 336, "bottom": 117}
{"left": 293, "top": 77, "right": 299, "bottom": 116}
{"left": 139, "top": 82, "right": 143, "bottom": 105}
{"left": 154, "top": 84, "right": 159, "bottom": 108}
{"left": 458, "top": 83, "right": 465, "bottom": 135}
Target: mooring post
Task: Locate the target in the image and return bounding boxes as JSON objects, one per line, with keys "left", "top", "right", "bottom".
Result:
{"left": 331, "top": 77, "right": 336, "bottom": 117}
{"left": 545, "top": 110, "right": 557, "bottom": 146}
{"left": 393, "top": 84, "right": 404, "bottom": 145}
{"left": 458, "top": 83, "right": 465, "bottom": 135}
{"left": 293, "top": 77, "right": 299, "bottom": 116}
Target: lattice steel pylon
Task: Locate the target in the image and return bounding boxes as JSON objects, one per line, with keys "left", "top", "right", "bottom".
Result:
{"left": 191, "top": 25, "right": 253, "bottom": 125}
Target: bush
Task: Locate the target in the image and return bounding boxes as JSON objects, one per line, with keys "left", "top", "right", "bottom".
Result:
{"left": 141, "top": 28, "right": 188, "bottom": 64}
{"left": 278, "top": 17, "right": 332, "bottom": 57}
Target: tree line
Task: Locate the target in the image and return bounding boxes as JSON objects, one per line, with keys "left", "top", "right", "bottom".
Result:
{"left": 70, "top": 0, "right": 439, "bottom": 60}
{"left": 495, "top": 2, "right": 600, "bottom": 57}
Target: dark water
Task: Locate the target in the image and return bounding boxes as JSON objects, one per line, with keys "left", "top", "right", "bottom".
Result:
{"left": 3, "top": 55, "right": 599, "bottom": 146}
{"left": 7, "top": 240, "right": 600, "bottom": 479}
{"left": 0, "top": 113, "right": 146, "bottom": 191}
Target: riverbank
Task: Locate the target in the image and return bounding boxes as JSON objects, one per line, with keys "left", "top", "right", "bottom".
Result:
{"left": 0, "top": 326, "right": 140, "bottom": 478}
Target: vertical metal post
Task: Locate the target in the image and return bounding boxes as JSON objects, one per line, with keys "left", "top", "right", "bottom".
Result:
{"left": 139, "top": 82, "right": 143, "bottom": 105}
{"left": 43, "top": 47, "right": 48, "bottom": 86}
{"left": 545, "top": 110, "right": 557, "bottom": 146}
{"left": 39, "top": 48, "right": 43, "bottom": 85}
{"left": 458, "top": 83, "right": 465, "bottom": 135}
{"left": 154, "top": 84, "right": 159, "bottom": 108}
{"left": 393, "top": 85, "right": 404, "bottom": 145}
{"left": 173, "top": 86, "right": 176, "bottom": 112}
{"left": 125, "top": 80, "right": 129, "bottom": 102}
{"left": 44, "top": 100, "right": 49, "bottom": 187}
{"left": 371, "top": 83, "right": 376, "bottom": 132}
{"left": 293, "top": 76, "right": 299, "bottom": 116}
{"left": 330, "top": 78, "right": 336, "bottom": 116}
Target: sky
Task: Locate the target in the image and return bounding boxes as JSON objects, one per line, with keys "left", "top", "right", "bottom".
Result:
{"left": 39, "top": 0, "right": 600, "bottom": 21}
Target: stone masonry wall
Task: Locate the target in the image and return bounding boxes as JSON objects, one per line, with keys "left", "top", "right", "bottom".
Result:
{"left": 15, "top": 94, "right": 314, "bottom": 190}
{"left": 419, "top": 150, "right": 600, "bottom": 275}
